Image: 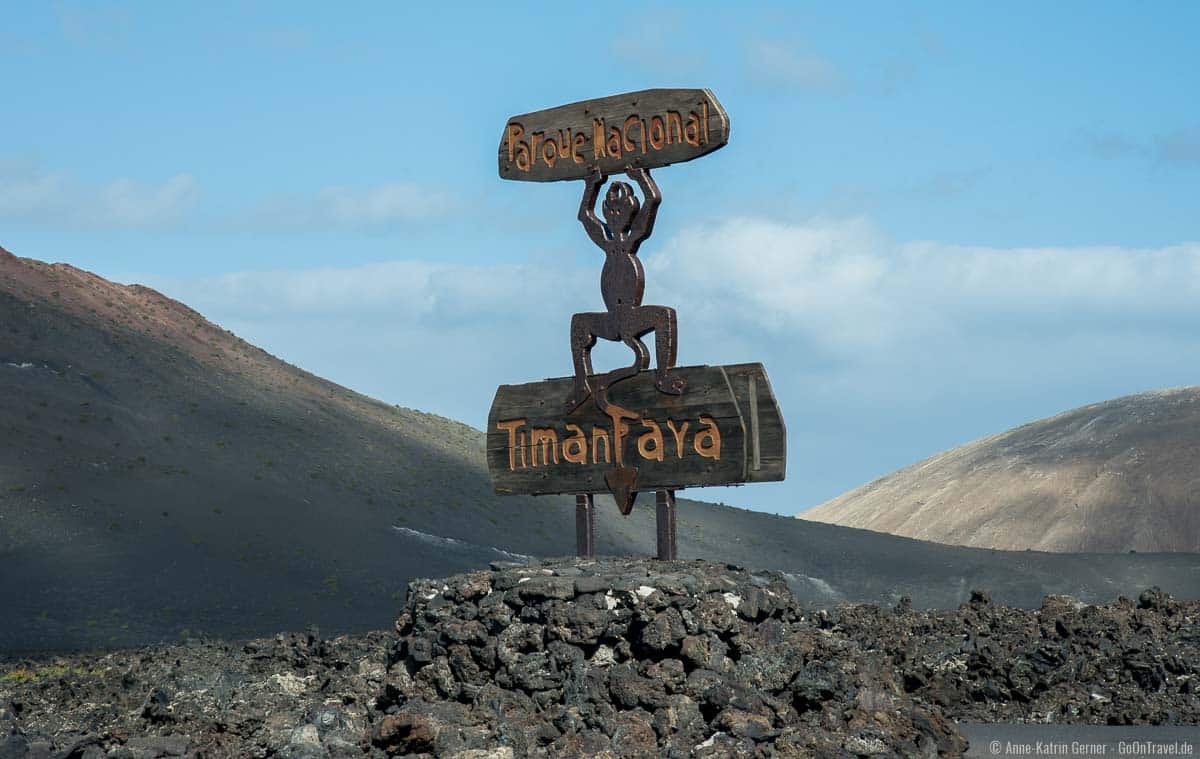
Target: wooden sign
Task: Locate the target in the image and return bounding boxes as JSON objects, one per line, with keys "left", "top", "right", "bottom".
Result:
{"left": 490, "top": 86, "right": 783, "bottom": 560}
{"left": 487, "top": 363, "right": 784, "bottom": 496}
{"left": 498, "top": 88, "right": 730, "bottom": 182}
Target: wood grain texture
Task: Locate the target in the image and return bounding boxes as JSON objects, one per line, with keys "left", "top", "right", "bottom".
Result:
{"left": 486, "top": 363, "right": 785, "bottom": 496}
{"left": 498, "top": 88, "right": 729, "bottom": 182}
{"left": 722, "top": 363, "right": 787, "bottom": 483}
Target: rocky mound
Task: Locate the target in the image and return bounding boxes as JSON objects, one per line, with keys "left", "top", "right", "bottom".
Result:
{"left": 802, "top": 386, "right": 1200, "bottom": 553}
{"left": 373, "top": 558, "right": 966, "bottom": 757}
{"left": 4, "top": 559, "right": 1197, "bottom": 758}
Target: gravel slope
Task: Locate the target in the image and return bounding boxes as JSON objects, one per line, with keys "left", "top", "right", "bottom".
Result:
{"left": 804, "top": 386, "right": 1200, "bottom": 553}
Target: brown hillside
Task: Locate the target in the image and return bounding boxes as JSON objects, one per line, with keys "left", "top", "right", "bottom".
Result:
{"left": 801, "top": 387, "right": 1200, "bottom": 552}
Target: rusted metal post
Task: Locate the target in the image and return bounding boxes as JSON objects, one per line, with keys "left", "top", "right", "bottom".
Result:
{"left": 656, "top": 489, "right": 677, "bottom": 560}
{"left": 576, "top": 494, "right": 595, "bottom": 557}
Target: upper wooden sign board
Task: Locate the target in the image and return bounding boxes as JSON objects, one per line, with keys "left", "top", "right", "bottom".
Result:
{"left": 487, "top": 363, "right": 784, "bottom": 496}
{"left": 498, "top": 88, "right": 730, "bottom": 182}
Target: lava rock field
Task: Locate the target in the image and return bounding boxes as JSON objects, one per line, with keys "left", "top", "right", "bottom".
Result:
{"left": 1, "top": 558, "right": 1197, "bottom": 758}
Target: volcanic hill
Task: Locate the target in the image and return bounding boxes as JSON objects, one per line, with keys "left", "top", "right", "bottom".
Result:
{"left": 801, "top": 388, "right": 1200, "bottom": 553}
{"left": 1, "top": 245, "right": 1197, "bottom": 655}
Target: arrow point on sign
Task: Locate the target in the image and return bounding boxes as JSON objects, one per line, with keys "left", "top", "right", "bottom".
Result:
{"left": 605, "top": 467, "right": 639, "bottom": 515}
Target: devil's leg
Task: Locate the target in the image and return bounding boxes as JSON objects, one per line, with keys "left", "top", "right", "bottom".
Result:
{"left": 637, "top": 306, "right": 685, "bottom": 395}
{"left": 625, "top": 333, "right": 651, "bottom": 373}
{"left": 591, "top": 331, "right": 645, "bottom": 405}
{"left": 567, "top": 312, "right": 610, "bottom": 411}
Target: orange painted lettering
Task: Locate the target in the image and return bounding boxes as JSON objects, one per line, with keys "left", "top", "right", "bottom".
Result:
{"left": 649, "top": 116, "right": 665, "bottom": 149}
{"left": 666, "top": 419, "right": 689, "bottom": 459}
{"left": 591, "top": 426, "right": 610, "bottom": 464}
{"left": 506, "top": 123, "right": 524, "bottom": 162}
{"left": 637, "top": 419, "right": 664, "bottom": 462}
{"left": 607, "top": 126, "right": 623, "bottom": 159}
{"left": 684, "top": 112, "right": 701, "bottom": 146}
{"left": 497, "top": 419, "right": 526, "bottom": 471}
{"left": 694, "top": 415, "right": 721, "bottom": 460}
{"left": 563, "top": 424, "right": 587, "bottom": 464}
{"left": 622, "top": 115, "right": 640, "bottom": 154}
{"left": 666, "top": 111, "right": 683, "bottom": 144}
{"left": 593, "top": 119, "right": 606, "bottom": 158}
{"left": 530, "top": 427, "right": 559, "bottom": 466}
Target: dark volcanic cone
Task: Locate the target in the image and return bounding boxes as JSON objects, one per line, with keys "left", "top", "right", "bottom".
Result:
{"left": 0, "top": 245, "right": 592, "bottom": 654}
{"left": 803, "top": 387, "right": 1200, "bottom": 553}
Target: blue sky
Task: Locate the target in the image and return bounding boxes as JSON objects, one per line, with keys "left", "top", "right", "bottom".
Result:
{"left": 3, "top": 2, "right": 1198, "bottom": 516}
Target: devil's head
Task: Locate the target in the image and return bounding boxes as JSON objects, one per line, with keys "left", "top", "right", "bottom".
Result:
{"left": 602, "top": 181, "right": 639, "bottom": 234}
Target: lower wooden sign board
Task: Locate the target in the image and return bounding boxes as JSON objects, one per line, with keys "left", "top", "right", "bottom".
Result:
{"left": 487, "top": 363, "right": 785, "bottom": 496}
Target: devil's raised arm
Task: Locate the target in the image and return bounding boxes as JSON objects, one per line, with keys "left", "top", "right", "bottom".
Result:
{"left": 577, "top": 168, "right": 608, "bottom": 247}
{"left": 628, "top": 167, "right": 661, "bottom": 241}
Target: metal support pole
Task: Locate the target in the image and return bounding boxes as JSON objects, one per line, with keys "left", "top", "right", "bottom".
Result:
{"left": 656, "top": 489, "right": 677, "bottom": 560}
{"left": 575, "top": 494, "right": 595, "bottom": 557}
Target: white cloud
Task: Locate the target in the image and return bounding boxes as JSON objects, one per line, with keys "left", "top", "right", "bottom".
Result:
{"left": 130, "top": 259, "right": 588, "bottom": 440}
{"left": 241, "top": 182, "right": 455, "bottom": 231}
{"left": 91, "top": 174, "right": 198, "bottom": 227}
{"left": 649, "top": 217, "right": 1200, "bottom": 360}
{"left": 906, "top": 168, "right": 989, "bottom": 200}
{"left": 52, "top": 1, "right": 132, "bottom": 49}
{"left": 746, "top": 40, "right": 844, "bottom": 94}
{"left": 0, "top": 162, "right": 197, "bottom": 229}
{"left": 649, "top": 217, "right": 901, "bottom": 351}
{"left": 1084, "top": 126, "right": 1200, "bottom": 166}
{"left": 1084, "top": 131, "right": 1144, "bottom": 160}
{"left": 316, "top": 184, "right": 454, "bottom": 226}
{"left": 1155, "top": 127, "right": 1200, "bottom": 165}
{"left": 610, "top": 20, "right": 707, "bottom": 72}
{"left": 0, "top": 162, "right": 452, "bottom": 233}
{"left": 257, "top": 26, "right": 313, "bottom": 52}
{"left": 125, "top": 218, "right": 1200, "bottom": 514}
{"left": 158, "top": 259, "right": 577, "bottom": 321}
{"left": 138, "top": 215, "right": 1200, "bottom": 402}
{"left": 0, "top": 166, "right": 68, "bottom": 217}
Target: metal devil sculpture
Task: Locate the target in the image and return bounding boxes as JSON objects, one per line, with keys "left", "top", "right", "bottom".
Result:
{"left": 489, "top": 88, "right": 786, "bottom": 560}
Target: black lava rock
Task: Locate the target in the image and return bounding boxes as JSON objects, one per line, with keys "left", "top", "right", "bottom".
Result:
{"left": 1, "top": 559, "right": 1195, "bottom": 757}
